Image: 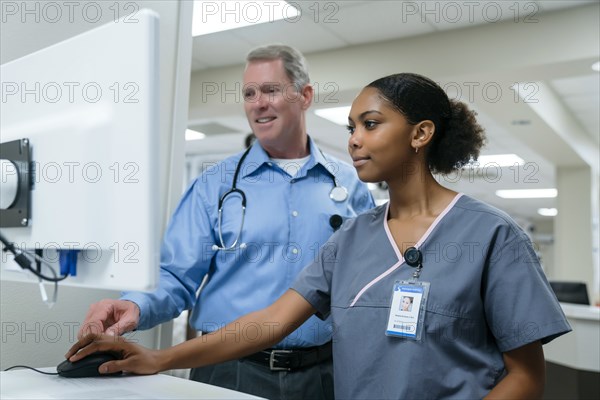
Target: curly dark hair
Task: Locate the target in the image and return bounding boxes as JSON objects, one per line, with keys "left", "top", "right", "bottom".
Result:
{"left": 366, "top": 73, "right": 486, "bottom": 174}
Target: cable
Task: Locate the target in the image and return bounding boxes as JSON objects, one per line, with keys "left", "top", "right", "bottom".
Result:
{"left": 1, "top": 231, "right": 64, "bottom": 306}
{"left": 0, "top": 231, "right": 69, "bottom": 282}
{"left": 3, "top": 365, "right": 58, "bottom": 375}
{"left": 23, "top": 249, "right": 69, "bottom": 282}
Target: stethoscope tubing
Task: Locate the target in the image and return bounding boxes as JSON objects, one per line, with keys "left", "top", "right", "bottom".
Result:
{"left": 213, "top": 145, "right": 346, "bottom": 251}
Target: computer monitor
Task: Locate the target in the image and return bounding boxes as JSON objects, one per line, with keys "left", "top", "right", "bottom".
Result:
{"left": 549, "top": 281, "right": 591, "bottom": 305}
{"left": 0, "top": 9, "right": 160, "bottom": 291}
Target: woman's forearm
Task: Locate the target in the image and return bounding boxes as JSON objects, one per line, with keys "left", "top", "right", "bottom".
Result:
{"left": 158, "top": 290, "right": 315, "bottom": 371}
{"left": 65, "top": 290, "right": 316, "bottom": 376}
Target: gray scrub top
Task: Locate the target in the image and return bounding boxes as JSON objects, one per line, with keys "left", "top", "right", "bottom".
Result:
{"left": 292, "top": 194, "right": 571, "bottom": 399}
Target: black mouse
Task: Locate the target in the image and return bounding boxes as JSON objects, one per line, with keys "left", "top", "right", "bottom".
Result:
{"left": 57, "top": 352, "right": 122, "bottom": 378}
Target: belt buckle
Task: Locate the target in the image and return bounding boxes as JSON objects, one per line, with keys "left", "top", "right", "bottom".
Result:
{"left": 269, "top": 349, "right": 293, "bottom": 371}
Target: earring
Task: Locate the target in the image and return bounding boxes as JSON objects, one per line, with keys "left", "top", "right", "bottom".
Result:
{"left": 414, "top": 147, "right": 419, "bottom": 154}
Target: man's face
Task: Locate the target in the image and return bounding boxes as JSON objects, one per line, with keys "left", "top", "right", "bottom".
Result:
{"left": 242, "top": 59, "right": 311, "bottom": 151}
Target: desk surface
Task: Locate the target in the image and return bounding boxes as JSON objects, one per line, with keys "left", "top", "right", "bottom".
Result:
{"left": 559, "top": 302, "right": 600, "bottom": 320}
{"left": 0, "top": 368, "right": 262, "bottom": 399}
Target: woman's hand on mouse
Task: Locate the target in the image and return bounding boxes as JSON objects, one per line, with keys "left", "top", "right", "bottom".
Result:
{"left": 65, "top": 333, "right": 165, "bottom": 375}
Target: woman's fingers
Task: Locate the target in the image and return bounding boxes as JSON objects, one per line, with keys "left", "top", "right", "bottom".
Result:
{"left": 65, "top": 333, "right": 125, "bottom": 362}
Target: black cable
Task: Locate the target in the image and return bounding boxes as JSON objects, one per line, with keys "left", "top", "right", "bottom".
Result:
{"left": 0, "top": 231, "right": 16, "bottom": 253}
{"left": 35, "top": 248, "right": 43, "bottom": 274}
{"left": 0, "top": 231, "right": 69, "bottom": 282}
{"left": 22, "top": 255, "right": 70, "bottom": 282}
{"left": 4, "top": 365, "right": 58, "bottom": 375}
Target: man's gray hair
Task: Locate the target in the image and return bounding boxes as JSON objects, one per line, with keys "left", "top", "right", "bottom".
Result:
{"left": 246, "top": 44, "right": 310, "bottom": 88}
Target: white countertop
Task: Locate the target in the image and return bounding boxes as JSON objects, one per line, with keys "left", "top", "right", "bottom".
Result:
{"left": 559, "top": 302, "right": 600, "bottom": 321}
{"left": 0, "top": 368, "right": 263, "bottom": 399}
{"left": 544, "top": 303, "right": 600, "bottom": 372}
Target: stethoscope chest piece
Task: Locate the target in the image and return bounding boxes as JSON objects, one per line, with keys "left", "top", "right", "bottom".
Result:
{"left": 330, "top": 186, "right": 348, "bottom": 202}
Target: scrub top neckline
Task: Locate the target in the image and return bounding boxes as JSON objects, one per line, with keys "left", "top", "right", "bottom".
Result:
{"left": 383, "top": 192, "right": 464, "bottom": 262}
{"left": 349, "top": 193, "right": 463, "bottom": 308}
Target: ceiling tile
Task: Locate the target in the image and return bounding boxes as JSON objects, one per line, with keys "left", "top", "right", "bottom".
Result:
{"left": 550, "top": 74, "right": 600, "bottom": 142}
{"left": 228, "top": 14, "right": 349, "bottom": 53}
{"left": 560, "top": 94, "right": 600, "bottom": 111}
{"left": 321, "top": 1, "right": 435, "bottom": 45}
{"left": 536, "top": 0, "right": 599, "bottom": 12}
{"left": 574, "top": 112, "right": 600, "bottom": 144}
{"left": 428, "top": 1, "right": 539, "bottom": 31}
{"left": 191, "top": 30, "right": 256, "bottom": 69}
{"left": 191, "top": 57, "right": 210, "bottom": 70}
{"left": 188, "top": 121, "right": 242, "bottom": 135}
{"left": 333, "top": 1, "right": 372, "bottom": 10}
{"left": 550, "top": 74, "right": 599, "bottom": 96}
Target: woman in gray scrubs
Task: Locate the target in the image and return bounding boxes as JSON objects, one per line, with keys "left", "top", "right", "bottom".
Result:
{"left": 67, "top": 73, "right": 571, "bottom": 399}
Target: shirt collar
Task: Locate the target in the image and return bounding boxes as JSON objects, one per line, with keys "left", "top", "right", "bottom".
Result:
{"left": 307, "top": 135, "right": 330, "bottom": 169}
{"left": 239, "top": 135, "right": 331, "bottom": 179}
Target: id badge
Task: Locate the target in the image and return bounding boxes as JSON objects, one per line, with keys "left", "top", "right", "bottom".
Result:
{"left": 386, "top": 280, "right": 430, "bottom": 341}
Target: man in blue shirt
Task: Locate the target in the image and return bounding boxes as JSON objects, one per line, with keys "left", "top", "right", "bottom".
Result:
{"left": 77, "top": 44, "right": 374, "bottom": 399}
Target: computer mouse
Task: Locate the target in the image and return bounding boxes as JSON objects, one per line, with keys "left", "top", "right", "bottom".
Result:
{"left": 57, "top": 351, "right": 122, "bottom": 378}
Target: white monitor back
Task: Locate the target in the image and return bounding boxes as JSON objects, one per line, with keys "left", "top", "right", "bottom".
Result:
{"left": 0, "top": 9, "right": 160, "bottom": 291}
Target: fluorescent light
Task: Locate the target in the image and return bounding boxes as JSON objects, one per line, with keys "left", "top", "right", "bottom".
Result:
{"left": 592, "top": 61, "right": 600, "bottom": 72}
{"left": 466, "top": 154, "right": 525, "bottom": 168}
{"left": 495, "top": 189, "right": 557, "bottom": 199}
{"left": 192, "top": 1, "right": 300, "bottom": 36}
{"left": 185, "top": 129, "right": 206, "bottom": 141}
{"left": 314, "top": 106, "right": 351, "bottom": 126}
{"left": 538, "top": 208, "right": 558, "bottom": 217}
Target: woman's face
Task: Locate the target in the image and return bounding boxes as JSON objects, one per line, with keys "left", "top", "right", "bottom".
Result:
{"left": 401, "top": 296, "right": 412, "bottom": 311}
{"left": 347, "top": 87, "right": 416, "bottom": 183}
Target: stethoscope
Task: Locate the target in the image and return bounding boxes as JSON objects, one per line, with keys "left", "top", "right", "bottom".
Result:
{"left": 212, "top": 146, "right": 348, "bottom": 251}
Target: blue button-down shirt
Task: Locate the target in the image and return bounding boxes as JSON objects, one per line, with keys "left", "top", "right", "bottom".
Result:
{"left": 122, "top": 137, "right": 374, "bottom": 348}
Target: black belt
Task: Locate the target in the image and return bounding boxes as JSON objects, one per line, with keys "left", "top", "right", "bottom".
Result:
{"left": 243, "top": 341, "right": 332, "bottom": 371}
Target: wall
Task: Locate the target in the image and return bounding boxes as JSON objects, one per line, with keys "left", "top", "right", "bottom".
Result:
{"left": 0, "top": 281, "right": 158, "bottom": 370}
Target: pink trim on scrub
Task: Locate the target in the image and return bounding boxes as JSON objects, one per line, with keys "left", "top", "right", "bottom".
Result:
{"left": 349, "top": 193, "right": 463, "bottom": 307}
